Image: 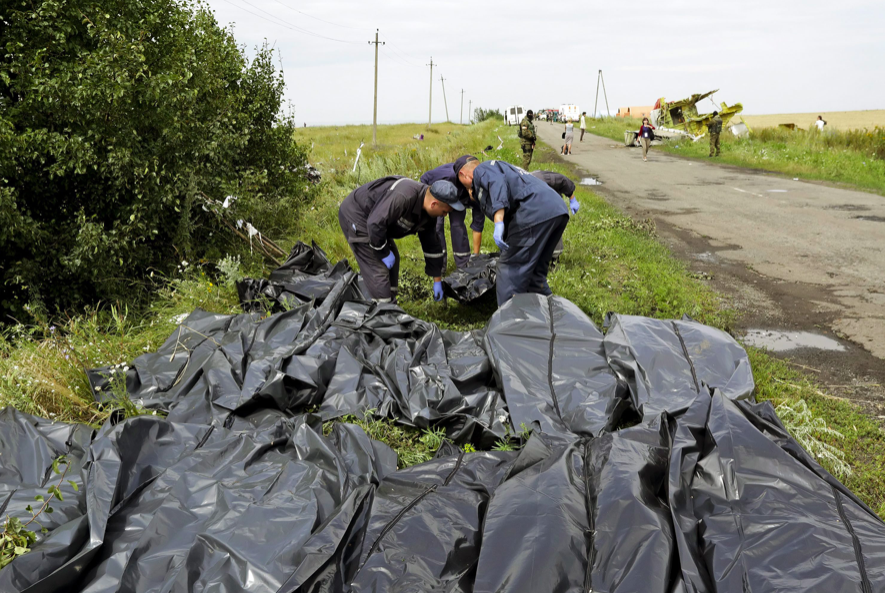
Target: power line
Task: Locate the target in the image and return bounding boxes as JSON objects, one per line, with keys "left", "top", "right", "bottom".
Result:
{"left": 217, "top": 0, "right": 362, "bottom": 44}
{"left": 380, "top": 46, "right": 419, "bottom": 69}
{"left": 271, "top": 1, "right": 369, "bottom": 31}
{"left": 378, "top": 35, "right": 422, "bottom": 66}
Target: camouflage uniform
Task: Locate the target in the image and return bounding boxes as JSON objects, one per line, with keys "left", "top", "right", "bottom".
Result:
{"left": 708, "top": 114, "right": 723, "bottom": 157}
{"left": 518, "top": 115, "right": 537, "bottom": 169}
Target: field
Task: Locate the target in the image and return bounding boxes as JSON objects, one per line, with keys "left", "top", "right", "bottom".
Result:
{"left": 587, "top": 115, "right": 885, "bottom": 195}
{"left": 742, "top": 109, "right": 885, "bottom": 131}
{"left": 2, "top": 118, "right": 884, "bottom": 516}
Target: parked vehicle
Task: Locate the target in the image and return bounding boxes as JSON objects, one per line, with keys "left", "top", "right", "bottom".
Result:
{"left": 559, "top": 104, "right": 580, "bottom": 122}
{"left": 505, "top": 105, "right": 525, "bottom": 126}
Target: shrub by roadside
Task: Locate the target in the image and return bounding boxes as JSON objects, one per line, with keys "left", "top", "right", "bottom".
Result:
{"left": 0, "top": 0, "right": 313, "bottom": 323}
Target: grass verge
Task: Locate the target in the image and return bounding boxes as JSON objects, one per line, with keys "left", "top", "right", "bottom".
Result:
{"left": 2, "top": 119, "right": 884, "bottom": 516}
{"left": 587, "top": 116, "right": 885, "bottom": 195}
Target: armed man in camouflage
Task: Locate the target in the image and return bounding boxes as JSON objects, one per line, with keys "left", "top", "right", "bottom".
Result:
{"left": 518, "top": 109, "right": 537, "bottom": 168}
{"left": 707, "top": 111, "right": 723, "bottom": 157}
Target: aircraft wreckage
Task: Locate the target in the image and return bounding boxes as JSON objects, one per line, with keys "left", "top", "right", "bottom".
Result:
{"left": 625, "top": 89, "right": 748, "bottom": 145}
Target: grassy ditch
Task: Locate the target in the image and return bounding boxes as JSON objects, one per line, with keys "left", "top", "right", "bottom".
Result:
{"left": 2, "top": 120, "right": 884, "bottom": 515}
{"left": 587, "top": 116, "right": 885, "bottom": 195}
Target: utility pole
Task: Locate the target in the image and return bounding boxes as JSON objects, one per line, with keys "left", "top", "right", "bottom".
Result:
{"left": 600, "top": 70, "right": 610, "bottom": 117}
{"left": 426, "top": 57, "right": 434, "bottom": 129}
{"left": 468, "top": 99, "right": 472, "bottom": 124}
{"left": 593, "top": 70, "right": 611, "bottom": 118}
{"left": 440, "top": 75, "right": 450, "bottom": 122}
{"left": 460, "top": 89, "right": 465, "bottom": 124}
{"left": 368, "top": 29, "right": 384, "bottom": 145}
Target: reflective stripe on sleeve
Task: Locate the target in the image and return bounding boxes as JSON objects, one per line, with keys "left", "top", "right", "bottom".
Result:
{"left": 370, "top": 241, "right": 387, "bottom": 251}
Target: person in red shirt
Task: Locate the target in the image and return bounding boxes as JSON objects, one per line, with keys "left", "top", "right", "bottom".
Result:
{"left": 638, "top": 117, "right": 656, "bottom": 162}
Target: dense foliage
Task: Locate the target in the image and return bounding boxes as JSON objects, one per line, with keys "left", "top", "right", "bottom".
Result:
{"left": 0, "top": 0, "right": 310, "bottom": 320}
{"left": 473, "top": 107, "right": 503, "bottom": 123}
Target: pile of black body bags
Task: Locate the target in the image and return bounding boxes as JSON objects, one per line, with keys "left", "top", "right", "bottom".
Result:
{"left": 2, "top": 242, "right": 883, "bottom": 592}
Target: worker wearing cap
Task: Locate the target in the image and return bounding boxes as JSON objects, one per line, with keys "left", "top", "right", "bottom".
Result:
{"left": 530, "top": 170, "right": 580, "bottom": 261}
{"left": 518, "top": 110, "right": 537, "bottom": 169}
{"left": 456, "top": 159, "right": 569, "bottom": 305}
{"left": 420, "top": 155, "right": 481, "bottom": 270}
{"left": 338, "top": 177, "right": 463, "bottom": 303}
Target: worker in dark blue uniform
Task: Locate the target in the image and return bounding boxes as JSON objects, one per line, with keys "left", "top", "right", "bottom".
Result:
{"left": 455, "top": 159, "right": 571, "bottom": 305}
{"left": 338, "top": 177, "right": 463, "bottom": 303}
{"left": 530, "top": 170, "right": 580, "bottom": 261}
{"left": 420, "top": 156, "right": 480, "bottom": 270}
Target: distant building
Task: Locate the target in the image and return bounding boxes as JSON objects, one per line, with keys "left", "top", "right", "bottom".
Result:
{"left": 617, "top": 105, "right": 656, "bottom": 118}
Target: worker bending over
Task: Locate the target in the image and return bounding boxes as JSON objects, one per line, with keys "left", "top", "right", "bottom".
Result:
{"left": 530, "top": 170, "right": 579, "bottom": 261}
{"left": 456, "top": 159, "right": 570, "bottom": 305}
{"left": 420, "top": 155, "right": 481, "bottom": 269}
{"left": 338, "top": 177, "right": 463, "bottom": 303}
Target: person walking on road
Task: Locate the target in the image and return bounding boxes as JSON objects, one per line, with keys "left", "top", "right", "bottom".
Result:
{"left": 562, "top": 120, "right": 574, "bottom": 155}
{"left": 579, "top": 111, "right": 587, "bottom": 141}
{"left": 338, "top": 177, "right": 463, "bottom": 303}
{"left": 707, "top": 111, "right": 723, "bottom": 157}
{"left": 531, "top": 170, "right": 580, "bottom": 262}
{"left": 638, "top": 117, "right": 656, "bottom": 162}
{"left": 518, "top": 110, "right": 537, "bottom": 169}
{"left": 456, "top": 159, "right": 569, "bottom": 305}
{"left": 421, "top": 156, "right": 480, "bottom": 270}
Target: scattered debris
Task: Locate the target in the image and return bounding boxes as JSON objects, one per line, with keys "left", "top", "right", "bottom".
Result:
{"left": 651, "top": 89, "right": 743, "bottom": 140}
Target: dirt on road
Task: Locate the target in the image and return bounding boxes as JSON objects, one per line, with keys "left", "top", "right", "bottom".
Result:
{"left": 535, "top": 122, "right": 885, "bottom": 422}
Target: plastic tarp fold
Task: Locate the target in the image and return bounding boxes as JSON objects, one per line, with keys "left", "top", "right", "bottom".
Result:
{"left": 441, "top": 253, "right": 498, "bottom": 304}
{"left": 4, "top": 242, "right": 885, "bottom": 592}
{"left": 484, "top": 294, "right": 628, "bottom": 437}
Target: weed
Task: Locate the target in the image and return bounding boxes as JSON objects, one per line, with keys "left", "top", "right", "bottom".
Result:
{"left": 775, "top": 399, "right": 851, "bottom": 478}
{"left": 0, "top": 456, "right": 76, "bottom": 568}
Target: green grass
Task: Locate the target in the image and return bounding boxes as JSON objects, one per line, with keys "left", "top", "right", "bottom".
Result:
{"left": 2, "top": 119, "right": 884, "bottom": 516}
{"left": 587, "top": 116, "right": 885, "bottom": 195}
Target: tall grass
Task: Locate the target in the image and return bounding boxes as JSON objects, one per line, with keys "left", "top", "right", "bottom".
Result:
{"left": 587, "top": 116, "right": 885, "bottom": 194}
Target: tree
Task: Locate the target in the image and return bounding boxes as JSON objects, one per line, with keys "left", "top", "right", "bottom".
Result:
{"left": 0, "top": 0, "right": 310, "bottom": 319}
{"left": 473, "top": 108, "right": 503, "bottom": 123}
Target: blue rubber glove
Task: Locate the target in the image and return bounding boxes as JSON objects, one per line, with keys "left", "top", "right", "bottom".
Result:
{"left": 381, "top": 251, "right": 396, "bottom": 270}
{"left": 433, "top": 281, "right": 444, "bottom": 301}
{"left": 569, "top": 197, "right": 580, "bottom": 215}
{"left": 493, "top": 221, "right": 509, "bottom": 250}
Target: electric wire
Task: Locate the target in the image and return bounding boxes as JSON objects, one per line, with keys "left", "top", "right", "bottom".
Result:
{"left": 270, "top": 0, "right": 369, "bottom": 31}
{"left": 217, "top": 0, "right": 362, "bottom": 44}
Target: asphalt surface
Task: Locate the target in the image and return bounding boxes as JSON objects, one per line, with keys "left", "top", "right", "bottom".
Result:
{"left": 535, "top": 122, "right": 885, "bottom": 420}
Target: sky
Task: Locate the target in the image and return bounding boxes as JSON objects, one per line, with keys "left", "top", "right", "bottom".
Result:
{"left": 202, "top": 0, "right": 885, "bottom": 126}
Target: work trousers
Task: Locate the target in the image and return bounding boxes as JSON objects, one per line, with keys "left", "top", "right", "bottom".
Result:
{"left": 580, "top": 128, "right": 585, "bottom": 141}
{"left": 496, "top": 214, "right": 569, "bottom": 306}
{"left": 435, "top": 209, "right": 471, "bottom": 269}
{"left": 338, "top": 210, "right": 400, "bottom": 302}
{"left": 521, "top": 145, "right": 533, "bottom": 169}
{"left": 709, "top": 133, "right": 720, "bottom": 156}
{"left": 641, "top": 137, "right": 651, "bottom": 158}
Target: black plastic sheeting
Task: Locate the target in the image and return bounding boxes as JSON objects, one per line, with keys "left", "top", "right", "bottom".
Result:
{"left": 3, "top": 245, "right": 885, "bottom": 592}
{"left": 441, "top": 253, "right": 498, "bottom": 304}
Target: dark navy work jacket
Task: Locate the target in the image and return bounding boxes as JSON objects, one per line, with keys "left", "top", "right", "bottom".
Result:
{"left": 470, "top": 161, "right": 568, "bottom": 234}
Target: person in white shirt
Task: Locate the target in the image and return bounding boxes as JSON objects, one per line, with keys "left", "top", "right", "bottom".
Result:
{"left": 815, "top": 115, "right": 827, "bottom": 131}
{"left": 579, "top": 111, "right": 587, "bottom": 141}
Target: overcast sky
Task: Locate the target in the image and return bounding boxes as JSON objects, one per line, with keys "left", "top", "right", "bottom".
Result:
{"left": 203, "top": 0, "right": 884, "bottom": 125}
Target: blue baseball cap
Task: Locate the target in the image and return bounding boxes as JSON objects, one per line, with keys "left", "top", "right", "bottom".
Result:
{"left": 429, "top": 180, "right": 465, "bottom": 211}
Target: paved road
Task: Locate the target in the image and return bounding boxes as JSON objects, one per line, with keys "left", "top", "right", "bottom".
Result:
{"left": 535, "top": 122, "right": 885, "bottom": 361}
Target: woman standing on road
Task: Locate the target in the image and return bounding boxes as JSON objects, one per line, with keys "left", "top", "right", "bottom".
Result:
{"left": 562, "top": 120, "right": 574, "bottom": 155}
{"left": 638, "top": 117, "right": 656, "bottom": 162}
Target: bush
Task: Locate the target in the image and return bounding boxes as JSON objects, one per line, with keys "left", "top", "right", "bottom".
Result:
{"left": 473, "top": 108, "right": 503, "bottom": 123}
{"left": 0, "top": 0, "right": 311, "bottom": 321}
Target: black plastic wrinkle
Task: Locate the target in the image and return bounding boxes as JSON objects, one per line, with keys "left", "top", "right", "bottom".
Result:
{"left": 1, "top": 242, "right": 883, "bottom": 592}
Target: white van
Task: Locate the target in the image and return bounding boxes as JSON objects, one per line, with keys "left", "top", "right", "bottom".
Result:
{"left": 559, "top": 104, "right": 580, "bottom": 122}
{"left": 505, "top": 105, "right": 525, "bottom": 126}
